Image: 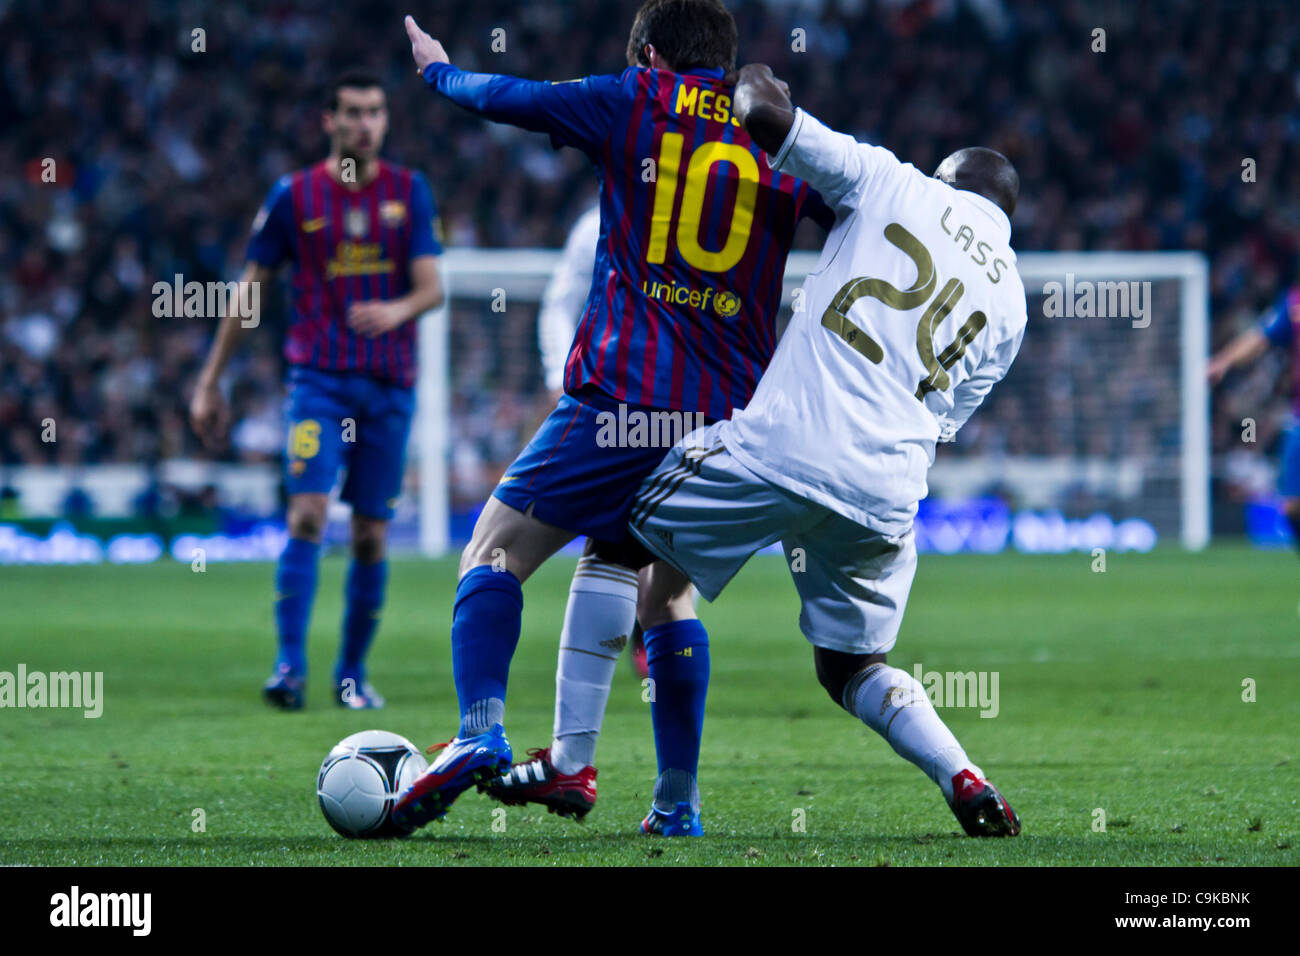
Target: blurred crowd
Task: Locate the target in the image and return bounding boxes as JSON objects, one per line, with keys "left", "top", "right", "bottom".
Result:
{"left": 2, "top": 0, "right": 1298, "bottom": 516}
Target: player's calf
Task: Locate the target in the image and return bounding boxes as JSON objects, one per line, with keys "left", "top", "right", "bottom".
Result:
{"left": 337, "top": 516, "right": 389, "bottom": 704}
{"left": 641, "top": 620, "right": 709, "bottom": 834}
{"left": 1281, "top": 497, "right": 1300, "bottom": 556}
{"left": 269, "top": 497, "right": 328, "bottom": 707}
{"left": 816, "top": 647, "right": 1020, "bottom": 837}
{"left": 445, "top": 501, "right": 573, "bottom": 765}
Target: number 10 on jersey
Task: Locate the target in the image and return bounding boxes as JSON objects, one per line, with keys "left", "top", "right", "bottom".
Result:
{"left": 646, "top": 133, "right": 759, "bottom": 274}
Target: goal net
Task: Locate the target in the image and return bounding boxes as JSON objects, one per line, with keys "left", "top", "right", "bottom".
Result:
{"left": 405, "top": 250, "right": 1209, "bottom": 557}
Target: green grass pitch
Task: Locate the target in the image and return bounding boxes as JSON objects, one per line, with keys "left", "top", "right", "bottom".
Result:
{"left": 0, "top": 545, "right": 1295, "bottom": 866}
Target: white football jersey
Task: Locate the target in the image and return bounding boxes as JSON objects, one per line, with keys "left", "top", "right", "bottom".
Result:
{"left": 721, "top": 109, "right": 1028, "bottom": 535}
{"left": 537, "top": 204, "right": 600, "bottom": 392}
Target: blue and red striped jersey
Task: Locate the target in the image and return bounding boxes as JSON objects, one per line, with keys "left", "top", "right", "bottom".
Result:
{"left": 246, "top": 159, "right": 442, "bottom": 388}
{"left": 1261, "top": 285, "right": 1300, "bottom": 414}
{"left": 424, "top": 62, "right": 833, "bottom": 420}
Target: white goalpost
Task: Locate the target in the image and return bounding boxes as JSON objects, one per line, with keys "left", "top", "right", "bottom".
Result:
{"left": 1015, "top": 252, "right": 1210, "bottom": 551}
{"left": 414, "top": 249, "right": 1210, "bottom": 557}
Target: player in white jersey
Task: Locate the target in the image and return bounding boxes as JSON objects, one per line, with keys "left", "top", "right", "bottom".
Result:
{"left": 537, "top": 205, "right": 601, "bottom": 399}
{"left": 626, "top": 64, "right": 1026, "bottom": 837}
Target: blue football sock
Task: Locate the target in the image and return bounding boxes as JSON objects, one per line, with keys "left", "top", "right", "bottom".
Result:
{"left": 644, "top": 619, "right": 710, "bottom": 782}
{"left": 336, "top": 559, "right": 387, "bottom": 685}
{"left": 1287, "top": 512, "right": 1300, "bottom": 557}
{"left": 450, "top": 565, "right": 523, "bottom": 736}
{"left": 274, "top": 537, "right": 320, "bottom": 675}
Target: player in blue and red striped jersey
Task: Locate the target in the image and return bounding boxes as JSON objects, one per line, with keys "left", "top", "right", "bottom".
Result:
{"left": 392, "top": 2, "right": 834, "bottom": 835}
{"left": 1209, "top": 285, "right": 1300, "bottom": 544}
{"left": 190, "top": 70, "right": 445, "bottom": 712}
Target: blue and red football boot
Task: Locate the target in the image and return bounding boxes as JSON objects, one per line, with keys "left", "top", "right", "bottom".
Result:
{"left": 390, "top": 724, "right": 512, "bottom": 830}
{"left": 640, "top": 801, "right": 703, "bottom": 837}
{"left": 262, "top": 664, "right": 305, "bottom": 710}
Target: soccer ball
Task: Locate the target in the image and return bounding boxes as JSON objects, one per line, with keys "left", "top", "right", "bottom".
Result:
{"left": 317, "top": 730, "right": 428, "bottom": 838}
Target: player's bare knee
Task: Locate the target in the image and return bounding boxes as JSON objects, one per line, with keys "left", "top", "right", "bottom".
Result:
{"left": 351, "top": 518, "right": 387, "bottom": 563}
{"left": 287, "top": 496, "right": 327, "bottom": 542}
{"left": 458, "top": 498, "right": 574, "bottom": 580}
{"left": 458, "top": 537, "right": 494, "bottom": 577}
{"left": 636, "top": 566, "right": 694, "bottom": 629}
{"left": 457, "top": 526, "right": 523, "bottom": 578}
{"left": 815, "top": 646, "right": 886, "bottom": 711}
{"left": 459, "top": 500, "right": 508, "bottom": 574}
{"left": 636, "top": 594, "right": 679, "bottom": 630}
{"left": 1283, "top": 498, "right": 1300, "bottom": 521}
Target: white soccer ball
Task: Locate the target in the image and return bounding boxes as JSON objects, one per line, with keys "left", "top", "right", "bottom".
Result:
{"left": 317, "top": 730, "right": 428, "bottom": 838}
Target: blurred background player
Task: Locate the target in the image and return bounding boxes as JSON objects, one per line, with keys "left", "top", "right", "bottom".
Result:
{"left": 190, "top": 70, "right": 444, "bottom": 710}
{"left": 537, "top": 201, "right": 653, "bottom": 681}
{"left": 625, "top": 64, "right": 1026, "bottom": 836}
{"left": 537, "top": 204, "right": 600, "bottom": 410}
{"left": 392, "top": 2, "right": 832, "bottom": 831}
{"left": 1208, "top": 286, "right": 1300, "bottom": 549}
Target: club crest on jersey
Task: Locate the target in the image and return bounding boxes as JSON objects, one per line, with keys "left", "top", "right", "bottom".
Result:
{"left": 344, "top": 207, "right": 368, "bottom": 238}
{"left": 379, "top": 200, "right": 407, "bottom": 227}
{"left": 714, "top": 291, "right": 741, "bottom": 317}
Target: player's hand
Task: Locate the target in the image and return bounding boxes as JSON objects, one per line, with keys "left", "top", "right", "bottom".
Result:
{"left": 404, "top": 15, "right": 450, "bottom": 72}
{"left": 1207, "top": 356, "right": 1230, "bottom": 386}
{"left": 733, "top": 63, "right": 792, "bottom": 122}
{"left": 189, "top": 379, "right": 229, "bottom": 451}
{"left": 347, "top": 300, "right": 409, "bottom": 337}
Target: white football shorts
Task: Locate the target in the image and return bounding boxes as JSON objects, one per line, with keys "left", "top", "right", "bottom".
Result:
{"left": 628, "top": 421, "right": 917, "bottom": 655}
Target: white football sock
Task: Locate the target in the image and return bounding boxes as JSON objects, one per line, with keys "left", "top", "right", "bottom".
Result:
{"left": 549, "top": 557, "right": 638, "bottom": 776}
{"left": 844, "top": 663, "right": 982, "bottom": 803}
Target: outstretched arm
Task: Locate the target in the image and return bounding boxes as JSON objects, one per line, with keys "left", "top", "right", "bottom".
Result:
{"left": 1207, "top": 328, "right": 1270, "bottom": 386}
{"left": 405, "top": 14, "right": 451, "bottom": 72}
{"left": 404, "top": 15, "right": 614, "bottom": 146}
